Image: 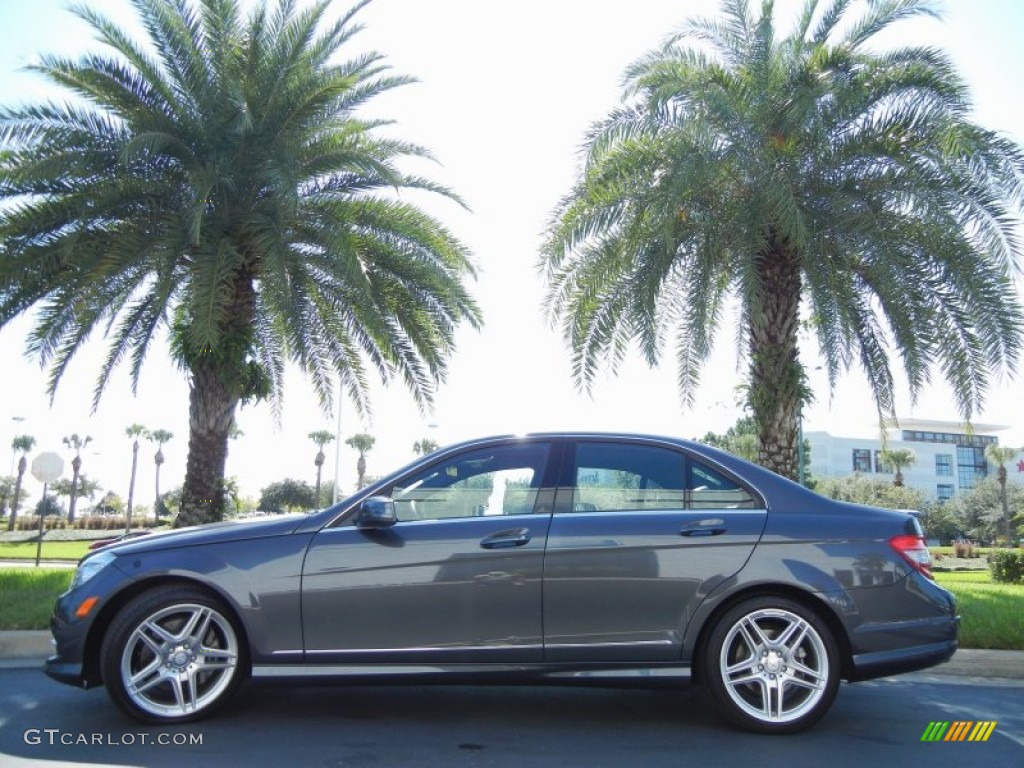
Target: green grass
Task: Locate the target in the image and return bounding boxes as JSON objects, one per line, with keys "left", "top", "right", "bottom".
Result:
{"left": 0, "top": 568, "right": 74, "bottom": 630}
{"left": 934, "top": 571, "right": 1024, "bottom": 651}
{"left": 0, "top": 541, "right": 93, "bottom": 561}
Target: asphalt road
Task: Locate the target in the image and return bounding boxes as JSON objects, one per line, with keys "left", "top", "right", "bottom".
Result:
{"left": 0, "top": 669, "right": 1021, "bottom": 767}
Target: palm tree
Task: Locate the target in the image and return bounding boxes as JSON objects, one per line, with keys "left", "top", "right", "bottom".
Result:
{"left": 0, "top": 0, "right": 480, "bottom": 527}
{"left": 308, "top": 429, "right": 335, "bottom": 507}
{"left": 879, "top": 448, "right": 916, "bottom": 488}
{"left": 53, "top": 474, "right": 102, "bottom": 514}
{"left": 345, "top": 433, "right": 376, "bottom": 489}
{"left": 6, "top": 435, "right": 35, "bottom": 531}
{"left": 412, "top": 438, "right": 439, "bottom": 456}
{"left": 985, "top": 444, "right": 1020, "bottom": 544}
{"left": 125, "top": 423, "right": 147, "bottom": 531}
{"left": 147, "top": 429, "right": 174, "bottom": 521}
{"left": 542, "top": 0, "right": 1024, "bottom": 480}
{"left": 61, "top": 433, "right": 92, "bottom": 523}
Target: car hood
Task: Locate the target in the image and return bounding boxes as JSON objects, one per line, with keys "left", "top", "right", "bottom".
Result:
{"left": 88, "top": 515, "right": 308, "bottom": 559}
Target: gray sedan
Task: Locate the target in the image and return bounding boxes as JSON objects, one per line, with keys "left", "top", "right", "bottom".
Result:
{"left": 45, "top": 433, "right": 957, "bottom": 733}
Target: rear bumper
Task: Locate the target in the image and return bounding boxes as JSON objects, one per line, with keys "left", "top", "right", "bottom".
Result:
{"left": 849, "top": 636, "right": 959, "bottom": 681}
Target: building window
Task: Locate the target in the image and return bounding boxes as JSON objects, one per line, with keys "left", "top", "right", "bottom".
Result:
{"left": 852, "top": 449, "right": 872, "bottom": 473}
{"left": 873, "top": 450, "right": 885, "bottom": 473}
{"left": 902, "top": 430, "right": 998, "bottom": 448}
{"left": 956, "top": 446, "right": 987, "bottom": 490}
{"left": 936, "top": 484, "right": 954, "bottom": 502}
{"left": 935, "top": 454, "right": 953, "bottom": 477}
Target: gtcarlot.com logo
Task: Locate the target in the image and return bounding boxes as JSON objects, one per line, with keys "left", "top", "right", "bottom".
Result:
{"left": 921, "top": 721, "right": 997, "bottom": 742}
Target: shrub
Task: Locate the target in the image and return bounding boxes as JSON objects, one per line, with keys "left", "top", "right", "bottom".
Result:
{"left": 953, "top": 540, "right": 976, "bottom": 559}
{"left": 989, "top": 550, "right": 1024, "bottom": 584}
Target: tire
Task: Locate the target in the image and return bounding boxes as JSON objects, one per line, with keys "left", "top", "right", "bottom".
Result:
{"left": 100, "top": 585, "right": 245, "bottom": 724}
{"left": 702, "top": 596, "right": 840, "bottom": 734}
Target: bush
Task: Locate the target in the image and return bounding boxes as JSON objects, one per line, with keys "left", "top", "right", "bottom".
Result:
{"left": 989, "top": 550, "right": 1024, "bottom": 584}
{"left": 953, "top": 540, "right": 976, "bottom": 558}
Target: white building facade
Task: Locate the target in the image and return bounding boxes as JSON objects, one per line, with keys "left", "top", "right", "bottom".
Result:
{"left": 805, "top": 418, "right": 1024, "bottom": 501}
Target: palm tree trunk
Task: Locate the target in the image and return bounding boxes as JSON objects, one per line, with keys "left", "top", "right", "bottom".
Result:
{"left": 6, "top": 457, "right": 26, "bottom": 532}
{"left": 68, "top": 455, "right": 82, "bottom": 523}
{"left": 126, "top": 441, "right": 139, "bottom": 532}
{"left": 998, "top": 465, "right": 1010, "bottom": 543}
{"left": 154, "top": 451, "right": 163, "bottom": 521}
{"left": 749, "top": 238, "right": 803, "bottom": 480}
{"left": 177, "top": 361, "right": 239, "bottom": 527}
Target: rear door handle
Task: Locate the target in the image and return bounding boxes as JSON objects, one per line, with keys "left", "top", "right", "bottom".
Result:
{"left": 680, "top": 519, "right": 726, "bottom": 537}
{"left": 480, "top": 528, "right": 532, "bottom": 549}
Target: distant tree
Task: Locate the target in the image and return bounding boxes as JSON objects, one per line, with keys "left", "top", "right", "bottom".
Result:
{"left": 0, "top": 475, "right": 27, "bottom": 519}
{"left": 147, "top": 429, "right": 174, "bottom": 521}
{"left": 35, "top": 493, "right": 61, "bottom": 517}
{"left": 52, "top": 474, "right": 101, "bottom": 514}
{"left": 162, "top": 486, "right": 183, "bottom": 520}
{"left": 412, "top": 438, "right": 439, "bottom": 456}
{"left": 7, "top": 435, "right": 35, "bottom": 531}
{"left": 124, "top": 424, "right": 147, "bottom": 531}
{"left": 699, "top": 416, "right": 759, "bottom": 462}
{"left": 815, "top": 474, "right": 926, "bottom": 512}
{"left": 61, "top": 433, "right": 92, "bottom": 523}
{"left": 308, "top": 430, "right": 336, "bottom": 508}
{"left": 94, "top": 491, "right": 125, "bottom": 516}
{"left": 346, "top": 433, "right": 376, "bottom": 489}
{"left": 986, "top": 444, "right": 1021, "bottom": 543}
{"left": 880, "top": 449, "right": 917, "bottom": 487}
{"left": 259, "top": 479, "right": 318, "bottom": 514}
{"left": 916, "top": 503, "right": 963, "bottom": 546}
{"left": 949, "top": 474, "right": 1024, "bottom": 544}
{"left": 222, "top": 476, "right": 242, "bottom": 518}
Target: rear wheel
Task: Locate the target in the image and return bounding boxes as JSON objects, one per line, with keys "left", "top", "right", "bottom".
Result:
{"left": 703, "top": 596, "right": 839, "bottom": 733}
{"left": 101, "top": 585, "right": 244, "bottom": 723}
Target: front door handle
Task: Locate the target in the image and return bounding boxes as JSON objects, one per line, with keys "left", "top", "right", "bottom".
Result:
{"left": 680, "top": 519, "right": 726, "bottom": 537}
{"left": 480, "top": 528, "right": 532, "bottom": 549}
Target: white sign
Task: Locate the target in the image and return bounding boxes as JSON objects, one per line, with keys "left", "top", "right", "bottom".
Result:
{"left": 31, "top": 452, "right": 64, "bottom": 484}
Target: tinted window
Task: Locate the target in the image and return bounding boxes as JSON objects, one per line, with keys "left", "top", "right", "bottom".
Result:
{"left": 573, "top": 443, "right": 685, "bottom": 512}
{"left": 688, "top": 458, "right": 758, "bottom": 509}
{"left": 570, "top": 442, "right": 758, "bottom": 512}
{"left": 390, "top": 443, "right": 550, "bottom": 521}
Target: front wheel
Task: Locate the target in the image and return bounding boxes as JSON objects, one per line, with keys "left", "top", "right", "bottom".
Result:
{"left": 702, "top": 596, "right": 840, "bottom": 733}
{"left": 101, "top": 585, "right": 244, "bottom": 723}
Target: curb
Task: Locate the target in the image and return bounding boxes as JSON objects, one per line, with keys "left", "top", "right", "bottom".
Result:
{"left": 0, "top": 631, "right": 52, "bottom": 667}
{"left": 1, "top": 630, "right": 1022, "bottom": 679}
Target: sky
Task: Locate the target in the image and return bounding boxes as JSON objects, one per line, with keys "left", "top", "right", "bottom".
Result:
{"left": 1, "top": 0, "right": 1023, "bottom": 507}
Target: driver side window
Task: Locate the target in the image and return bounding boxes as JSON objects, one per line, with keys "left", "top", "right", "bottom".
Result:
{"left": 390, "top": 443, "right": 550, "bottom": 521}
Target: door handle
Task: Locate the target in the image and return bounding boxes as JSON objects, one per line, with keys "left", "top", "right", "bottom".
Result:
{"left": 480, "top": 528, "right": 532, "bottom": 549}
{"left": 680, "top": 519, "right": 726, "bottom": 537}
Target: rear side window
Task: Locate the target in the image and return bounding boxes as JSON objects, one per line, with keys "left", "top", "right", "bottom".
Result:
{"left": 688, "top": 458, "right": 759, "bottom": 509}
{"left": 570, "top": 442, "right": 759, "bottom": 512}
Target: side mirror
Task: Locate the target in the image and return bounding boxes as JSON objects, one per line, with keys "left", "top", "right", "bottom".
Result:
{"left": 356, "top": 496, "right": 397, "bottom": 529}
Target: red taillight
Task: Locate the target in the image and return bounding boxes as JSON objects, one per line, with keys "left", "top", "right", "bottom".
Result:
{"left": 890, "top": 534, "right": 934, "bottom": 579}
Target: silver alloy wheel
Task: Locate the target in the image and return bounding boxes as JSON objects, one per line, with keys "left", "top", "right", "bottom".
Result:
{"left": 718, "top": 607, "right": 830, "bottom": 725}
{"left": 120, "top": 602, "right": 239, "bottom": 719}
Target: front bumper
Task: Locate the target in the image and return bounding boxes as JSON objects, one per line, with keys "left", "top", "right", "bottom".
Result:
{"left": 43, "top": 559, "right": 130, "bottom": 689}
